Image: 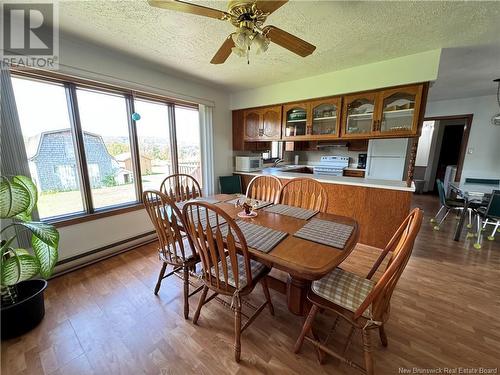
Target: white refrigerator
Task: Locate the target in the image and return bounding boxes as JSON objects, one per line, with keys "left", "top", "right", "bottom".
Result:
{"left": 366, "top": 139, "right": 409, "bottom": 180}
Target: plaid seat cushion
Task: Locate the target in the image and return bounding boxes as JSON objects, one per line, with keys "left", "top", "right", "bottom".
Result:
{"left": 159, "top": 237, "right": 194, "bottom": 262}
{"left": 211, "top": 254, "right": 266, "bottom": 289}
{"left": 312, "top": 268, "right": 375, "bottom": 318}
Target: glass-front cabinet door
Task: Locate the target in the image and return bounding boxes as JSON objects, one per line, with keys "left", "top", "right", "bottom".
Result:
{"left": 310, "top": 98, "right": 341, "bottom": 139}
{"left": 378, "top": 86, "right": 423, "bottom": 135}
{"left": 342, "top": 93, "right": 377, "bottom": 137}
{"left": 282, "top": 103, "right": 309, "bottom": 139}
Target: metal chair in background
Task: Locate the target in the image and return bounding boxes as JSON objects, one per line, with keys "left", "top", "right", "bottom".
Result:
{"left": 472, "top": 191, "right": 500, "bottom": 249}
{"left": 430, "top": 179, "right": 470, "bottom": 230}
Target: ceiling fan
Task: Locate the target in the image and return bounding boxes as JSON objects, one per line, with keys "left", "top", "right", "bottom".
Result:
{"left": 148, "top": 0, "right": 316, "bottom": 64}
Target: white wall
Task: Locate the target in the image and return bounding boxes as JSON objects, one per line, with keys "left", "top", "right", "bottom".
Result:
{"left": 425, "top": 95, "right": 500, "bottom": 183}
{"left": 53, "top": 35, "right": 232, "bottom": 261}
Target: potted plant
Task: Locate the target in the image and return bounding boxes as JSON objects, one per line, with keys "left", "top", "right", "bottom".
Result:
{"left": 1, "top": 175, "right": 59, "bottom": 340}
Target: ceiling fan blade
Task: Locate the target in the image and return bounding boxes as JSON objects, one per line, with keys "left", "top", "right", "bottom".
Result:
{"left": 210, "top": 34, "right": 235, "bottom": 64}
{"left": 263, "top": 26, "right": 316, "bottom": 57}
{"left": 148, "top": 0, "right": 229, "bottom": 20}
{"left": 255, "top": 0, "right": 288, "bottom": 14}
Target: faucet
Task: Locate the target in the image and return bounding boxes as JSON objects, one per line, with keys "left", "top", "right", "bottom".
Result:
{"left": 273, "top": 158, "right": 284, "bottom": 167}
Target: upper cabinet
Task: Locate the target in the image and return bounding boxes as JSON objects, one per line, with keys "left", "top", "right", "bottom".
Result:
{"left": 243, "top": 106, "right": 282, "bottom": 141}
{"left": 283, "top": 103, "right": 309, "bottom": 140}
{"left": 283, "top": 97, "right": 342, "bottom": 140}
{"left": 261, "top": 107, "right": 282, "bottom": 139}
{"left": 377, "top": 85, "right": 423, "bottom": 136}
{"left": 310, "top": 97, "right": 342, "bottom": 139}
{"left": 341, "top": 84, "right": 424, "bottom": 138}
{"left": 234, "top": 82, "right": 428, "bottom": 148}
{"left": 342, "top": 93, "right": 377, "bottom": 138}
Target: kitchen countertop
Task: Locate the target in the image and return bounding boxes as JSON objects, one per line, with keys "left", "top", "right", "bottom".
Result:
{"left": 235, "top": 166, "right": 415, "bottom": 192}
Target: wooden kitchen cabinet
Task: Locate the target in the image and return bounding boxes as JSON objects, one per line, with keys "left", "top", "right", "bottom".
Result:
{"left": 233, "top": 82, "right": 429, "bottom": 150}
{"left": 243, "top": 106, "right": 282, "bottom": 141}
{"left": 341, "top": 92, "right": 378, "bottom": 138}
{"left": 309, "top": 97, "right": 342, "bottom": 139}
{"left": 343, "top": 169, "right": 366, "bottom": 178}
{"left": 341, "top": 84, "right": 426, "bottom": 139}
{"left": 282, "top": 102, "right": 309, "bottom": 140}
{"left": 376, "top": 85, "right": 423, "bottom": 136}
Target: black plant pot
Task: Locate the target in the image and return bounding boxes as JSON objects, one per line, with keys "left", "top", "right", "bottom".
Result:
{"left": 1, "top": 279, "right": 47, "bottom": 340}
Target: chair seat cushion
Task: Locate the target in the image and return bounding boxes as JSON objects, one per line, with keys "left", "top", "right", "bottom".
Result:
{"left": 211, "top": 254, "right": 266, "bottom": 289}
{"left": 312, "top": 268, "right": 375, "bottom": 318}
{"left": 159, "top": 237, "right": 195, "bottom": 263}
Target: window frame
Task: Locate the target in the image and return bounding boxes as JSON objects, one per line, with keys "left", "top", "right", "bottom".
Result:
{"left": 11, "top": 69, "right": 200, "bottom": 227}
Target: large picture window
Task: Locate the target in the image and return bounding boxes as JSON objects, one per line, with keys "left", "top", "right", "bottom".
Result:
{"left": 175, "top": 106, "right": 202, "bottom": 187}
{"left": 76, "top": 88, "right": 137, "bottom": 209}
{"left": 11, "top": 73, "right": 200, "bottom": 222}
{"left": 11, "top": 77, "right": 85, "bottom": 219}
{"left": 134, "top": 99, "right": 172, "bottom": 192}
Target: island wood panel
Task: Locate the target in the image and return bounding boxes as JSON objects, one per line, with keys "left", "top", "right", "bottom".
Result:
{"left": 237, "top": 173, "right": 412, "bottom": 249}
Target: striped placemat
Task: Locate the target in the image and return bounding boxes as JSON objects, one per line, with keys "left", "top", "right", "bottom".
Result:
{"left": 264, "top": 204, "right": 318, "bottom": 220}
{"left": 176, "top": 197, "right": 221, "bottom": 210}
{"left": 183, "top": 207, "right": 226, "bottom": 229}
{"left": 219, "top": 220, "right": 288, "bottom": 253}
{"left": 294, "top": 218, "right": 354, "bottom": 249}
{"left": 224, "top": 196, "right": 273, "bottom": 210}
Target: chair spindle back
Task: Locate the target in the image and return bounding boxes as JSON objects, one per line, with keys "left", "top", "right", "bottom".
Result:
{"left": 160, "top": 174, "right": 202, "bottom": 202}
{"left": 246, "top": 175, "right": 283, "bottom": 204}
{"left": 143, "top": 190, "right": 192, "bottom": 265}
{"left": 356, "top": 208, "right": 423, "bottom": 321}
{"left": 183, "top": 202, "right": 252, "bottom": 293}
{"left": 280, "top": 178, "right": 328, "bottom": 212}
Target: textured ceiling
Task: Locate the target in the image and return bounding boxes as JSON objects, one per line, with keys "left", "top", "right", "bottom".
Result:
{"left": 428, "top": 44, "right": 500, "bottom": 101}
{"left": 58, "top": 1, "right": 500, "bottom": 92}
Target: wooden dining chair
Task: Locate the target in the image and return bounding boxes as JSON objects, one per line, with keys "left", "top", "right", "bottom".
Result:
{"left": 280, "top": 177, "right": 328, "bottom": 212}
{"left": 160, "top": 174, "right": 202, "bottom": 202}
{"left": 294, "top": 208, "right": 423, "bottom": 375}
{"left": 182, "top": 201, "right": 274, "bottom": 362}
{"left": 143, "top": 190, "right": 203, "bottom": 319}
{"left": 246, "top": 175, "right": 283, "bottom": 203}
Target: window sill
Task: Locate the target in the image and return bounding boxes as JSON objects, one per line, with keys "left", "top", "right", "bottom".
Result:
{"left": 47, "top": 203, "right": 145, "bottom": 228}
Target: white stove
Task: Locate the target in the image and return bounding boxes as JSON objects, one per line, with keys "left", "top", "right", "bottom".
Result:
{"left": 313, "top": 156, "right": 349, "bottom": 176}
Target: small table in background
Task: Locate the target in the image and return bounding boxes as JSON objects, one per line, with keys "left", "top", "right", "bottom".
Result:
{"left": 450, "top": 182, "right": 500, "bottom": 241}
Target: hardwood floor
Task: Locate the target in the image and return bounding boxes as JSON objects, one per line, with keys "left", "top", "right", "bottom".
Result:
{"left": 2, "top": 194, "right": 499, "bottom": 374}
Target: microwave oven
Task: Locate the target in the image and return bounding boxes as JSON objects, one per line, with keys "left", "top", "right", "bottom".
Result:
{"left": 235, "top": 156, "right": 263, "bottom": 172}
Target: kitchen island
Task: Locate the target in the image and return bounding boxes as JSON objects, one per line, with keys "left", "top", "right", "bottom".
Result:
{"left": 234, "top": 166, "right": 414, "bottom": 249}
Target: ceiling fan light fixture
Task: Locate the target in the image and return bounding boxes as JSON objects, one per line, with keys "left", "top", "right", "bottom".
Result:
{"left": 231, "top": 46, "right": 246, "bottom": 57}
{"left": 253, "top": 33, "right": 270, "bottom": 55}
{"left": 232, "top": 29, "right": 252, "bottom": 49}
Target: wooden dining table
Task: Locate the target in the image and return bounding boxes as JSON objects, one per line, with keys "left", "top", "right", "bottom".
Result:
{"left": 199, "top": 194, "right": 360, "bottom": 316}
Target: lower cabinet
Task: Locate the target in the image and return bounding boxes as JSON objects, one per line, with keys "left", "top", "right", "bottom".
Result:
{"left": 343, "top": 169, "right": 366, "bottom": 178}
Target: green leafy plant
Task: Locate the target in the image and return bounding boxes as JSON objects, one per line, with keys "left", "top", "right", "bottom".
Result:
{"left": 0, "top": 175, "right": 59, "bottom": 305}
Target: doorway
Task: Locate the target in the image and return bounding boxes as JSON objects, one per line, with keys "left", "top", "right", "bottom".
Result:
{"left": 415, "top": 114, "right": 473, "bottom": 193}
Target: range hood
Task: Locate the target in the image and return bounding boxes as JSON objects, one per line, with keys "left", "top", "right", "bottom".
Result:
{"left": 316, "top": 142, "right": 349, "bottom": 148}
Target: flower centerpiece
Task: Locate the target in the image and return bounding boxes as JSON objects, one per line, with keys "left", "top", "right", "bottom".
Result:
{"left": 235, "top": 197, "right": 259, "bottom": 217}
